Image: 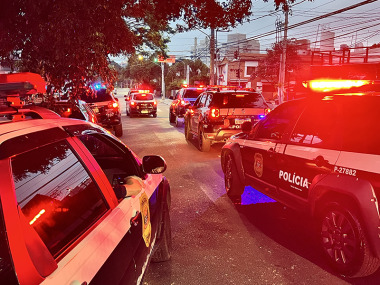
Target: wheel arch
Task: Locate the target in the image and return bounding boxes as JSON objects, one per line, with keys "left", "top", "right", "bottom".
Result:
{"left": 310, "top": 175, "right": 380, "bottom": 258}
{"left": 221, "top": 143, "right": 245, "bottom": 185}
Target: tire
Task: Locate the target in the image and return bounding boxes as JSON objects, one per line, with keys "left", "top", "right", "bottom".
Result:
{"left": 198, "top": 128, "right": 211, "bottom": 152}
{"left": 126, "top": 108, "right": 129, "bottom": 116}
{"left": 224, "top": 153, "right": 244, "bottom": 203}
{"left": 319, "top": 203, "right": 380, "bottom": 277}
{"left": 130, "top": 112, "right": 134, "bottom": 118}
{"left": 185, "top": 121, "right": 192, "bottom": 141}
{"left": 151, "top": 201, "right": 172, "bottom": 262}
{"left": 114, "top": 123, "right": 123, "bottom": 137}
{"left": 153, "top": 113, "right": 157, "bottom": 118}
{"left": 169, "top": 111, "right": 175, "bottom": 123}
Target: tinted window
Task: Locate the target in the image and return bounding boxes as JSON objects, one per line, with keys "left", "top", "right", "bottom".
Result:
{"left": 289, "top": 100, "right": 339, "bottom": 149}
{"left": 134, "top": 93, "right": 154, "bottom": 100}
{"left": 81, "top": 89, "right": 113, "bottom": 103}
{"left": 340, "top": 96, "right": 380, "bottom": 154}
{"left": 254, "top": 100, "right": 305, "bottom": 141}
{"left": 11, "top": 141, "right": 108, "bottom": 257}
{"left": 183, "top": 89, "right": 204, "bottom": 98}
{"left": 211, "top": 93, "right": 266, "bottom": 108}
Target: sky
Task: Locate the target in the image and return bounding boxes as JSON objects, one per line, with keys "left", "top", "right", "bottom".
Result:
{"left": 165, "top": 0, "right": 380, "bottom": 59}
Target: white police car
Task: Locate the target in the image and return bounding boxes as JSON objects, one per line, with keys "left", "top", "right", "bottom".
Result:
{"left": 0, "top": 74, "right": 171, "bottom": 285}
{"left": 221, "top": 79, "right": 380, "bottom": 278}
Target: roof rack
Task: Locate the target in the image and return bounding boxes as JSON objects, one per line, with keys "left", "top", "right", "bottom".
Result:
{"left": 0, "top": 73, "right": 59, "bottom": 122}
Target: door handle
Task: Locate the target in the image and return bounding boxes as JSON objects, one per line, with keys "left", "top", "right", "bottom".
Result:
{"left": 313, "top": 155, "right": 328, "bottom": 167}
{"left": 130, "top": 211, "right": 140, "bottom": 227}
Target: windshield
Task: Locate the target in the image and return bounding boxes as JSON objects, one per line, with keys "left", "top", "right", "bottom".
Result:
{"left": 81, "top": 88, "right": 113, "bottom": 103}
{"left": 212, "top": 93, "right": 267, "bottom": 108}
{"left": 183, "top": 89, "right": 204, "bottom": 99}
{"left": 133, "top": 93, "right": 154, "bottom": 100}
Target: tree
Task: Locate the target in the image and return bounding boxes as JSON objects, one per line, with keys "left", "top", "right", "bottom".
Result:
{"left": 0, "top": 0, "right": 300, "bottom": 91}
{"left": 125, "top": 55, "right": 161, "bottom": 90}
{"left": 252, "top": 39, "right": 301, "bottom": 86}
{"left": 165, "top": 59, "right": 209, "bottom": 91}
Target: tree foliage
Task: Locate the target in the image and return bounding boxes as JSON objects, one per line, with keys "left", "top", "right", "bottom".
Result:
{"left": 125, "top": 55, "right": 161, "bottom": 89}
{"left": 165, "top": 59, "right": 209, "bottom": 90}
{"left": 0, "top": 0, "right": 300, "bottom": 90}
{"left": 252, "top": 39, "right": 301, "bottom": 86}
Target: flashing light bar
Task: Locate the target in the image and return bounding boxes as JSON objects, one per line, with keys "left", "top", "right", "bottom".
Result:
{"left": 138, "top": 90, "right": 150, "bottom": 93}
{"left": 304, "top": 80, "right": 372, "bottom": 92}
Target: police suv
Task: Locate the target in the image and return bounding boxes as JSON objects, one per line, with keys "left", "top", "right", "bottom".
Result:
{"left": 0, "top": 75, "right": 171, "bottom": 285}
{"left": 221, "top": 79, "right": 380, "bottom": 278}
{"left": 185, "top": 86, "right": 271, "bottom": 152}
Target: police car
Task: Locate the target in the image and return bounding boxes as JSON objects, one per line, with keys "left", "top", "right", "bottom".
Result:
{"left": 185, "top": 86, "right": 271, "bottom": 152}
{"left": 169, "top": 85, "right": 206, "bottom": 127}
{"left": 125, "top": 91, "right": 157, "bottom": 118}
{"left": 221, "top": 79, "right": 380, "bottom": 278}
{"left": 0, "top": 74, "right": 172, "bottom": 284}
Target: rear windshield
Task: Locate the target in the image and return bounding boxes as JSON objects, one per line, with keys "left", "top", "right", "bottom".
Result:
{"left": 212, "top": 93, "right": 267, "bottom": 108}
{"left": 133, "top": 93, "right": 154, "bottom": 100}
{"left": 81, "top": 89, "right": 113, "bottom": 103}
{"left": 183, "top": 89, "right": 204, "bottom": 98}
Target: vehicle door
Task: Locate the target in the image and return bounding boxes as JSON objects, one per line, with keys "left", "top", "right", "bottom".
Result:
{"left": 278, "top": 99, "right": 341, "bottom": 204}
{"left": 190, "top": 94, "right": 207, "bottom": 133}
{"left": 241, "top": 100, "right": 305, "bottom": 197}
{"left": 73, "top": 132, "right": 162, "bottom": 285}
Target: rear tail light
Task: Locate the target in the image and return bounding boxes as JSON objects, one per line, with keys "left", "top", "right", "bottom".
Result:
{"left": 180, "top": 100, "right": 189, "bottom": 106}
{"left": 109, "top": 102, "right": 119, "bottom": 108}
{"left": 153, "top": 101, "right": 157, "bottom": 106}
{"left": 264, "top": 108, "right": 271, "bottom": 115}
{"left": 130, "top": 101, "right": 135, "bottom": 106}
{"left": 210, "top": 108, "right": 220, "bottom": 118}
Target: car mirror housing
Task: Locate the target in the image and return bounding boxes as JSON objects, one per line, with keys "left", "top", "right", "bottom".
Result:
{"left": 142, "top": 155, "right": 167, "bottom": 174}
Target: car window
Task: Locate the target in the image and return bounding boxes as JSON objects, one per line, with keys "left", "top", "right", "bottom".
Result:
{"left": 205, "top": 94, "right": 212, "bottom": 107}
{"left": 340, "top": 96, "right": 380, "bottom": 154}
{"left": 134, "top": 93, "right": 154, "bottom": 100}
{"left": 11, "top": 140, "right": 108, "bottom": 258}
{"left": 78, "top": 134, "right": 140, "bottom": 188}
{"left": 289, "top": 100, "right": 339, "bottom": 149}
{"left": 81, "top": 89, "right": 113, "bottom": 103}
{"left": 254, "top": 100, "right": 305, "bottom": 141}
{"left": 183, "top": 89, "right": 204, "bottom": 98}
{"left": 211, "top": 93, "right": 266, "bottom": 108}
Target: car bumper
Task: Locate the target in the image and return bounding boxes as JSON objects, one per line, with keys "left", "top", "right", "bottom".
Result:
{"left": 203, "top": 125, "right": 243, "bottom": 142}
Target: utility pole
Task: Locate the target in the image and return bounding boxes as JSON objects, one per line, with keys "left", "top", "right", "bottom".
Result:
{"left": 161, "top": 62, "right": 165, "bottom": 99}
{"left": 210, "top": 28, "right": 215, "bottom": 85}
{"left": 278, "top": 10, "right": 288, "bottom": 105}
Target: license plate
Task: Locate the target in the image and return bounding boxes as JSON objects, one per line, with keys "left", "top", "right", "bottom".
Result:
{"left": 141, "top": 110, "right": 149, "bottom": 114}
{"left": 235, "top": 118, "right": 251, "bottom": 124}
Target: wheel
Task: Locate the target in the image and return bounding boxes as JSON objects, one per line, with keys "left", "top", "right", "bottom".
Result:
{"left": 126, "top": 108, "right": 129, "bottom": 116}
{"left": 319, "top": 203, "right": 380, "bottom": 277}
{"left": 185, "top": 121, "right": 192, "bottom": 141}
{"left": 151, "top": 200, "right": 172, "bottom": 262}
{"left": 114, "top": 123, "right": 123, "bottom": 137}
{"left": 153, "top": 113, "right": 157, "bottom": 118}
{"left": 224, "top": 153, "right": 244, "bottom": 203}
{"left": 169, "top": 111, "right": 175, "bottom": 123}
{"left": 198, "top": 128, "right": 211, "bottom": 152}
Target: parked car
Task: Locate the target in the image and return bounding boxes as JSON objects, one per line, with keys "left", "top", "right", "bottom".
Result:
{"left": 125, "top": 92, "right": 157, "bottom": 118}
{"left": 0, "top": 78, "right": 172, "bottom": 285}
{"left": 221, "top": 79, "right": 380, "bottom": 278}
{"left": 184, "top": 88, "right": 271, "bottom": 151}
{"left": 42, "top": 99, "right": 98, "bottom": 124}
{"left": 169, "top": 86, "right": 206, "bottom": 126}
{"left": 80, "top": 87, "right": 123, "bottom": 137}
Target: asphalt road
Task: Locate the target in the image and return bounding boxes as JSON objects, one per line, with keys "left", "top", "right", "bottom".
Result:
{"left": 115, "top": 89, "right": 380, "bottom": 285}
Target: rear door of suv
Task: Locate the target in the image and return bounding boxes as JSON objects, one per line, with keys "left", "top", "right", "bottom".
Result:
{"left": 277, "top": 99, "right": 341, "bottom": 208}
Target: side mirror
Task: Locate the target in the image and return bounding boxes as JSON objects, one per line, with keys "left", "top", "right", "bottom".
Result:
{"left": 142, "top": 155, "right": 167, "bottom": 174}
{"left": 241, "top": 121, "right": 252, "bottom": 134}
